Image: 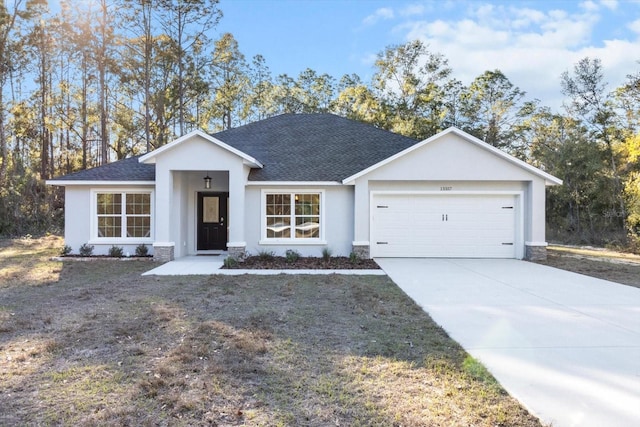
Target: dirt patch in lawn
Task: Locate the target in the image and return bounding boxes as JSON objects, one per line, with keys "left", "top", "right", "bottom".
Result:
{"left": 537, "top": 245, "right": 640, "bottom": 289}
{"left": 0, "top": 236, "right": 542, "bottom": 426}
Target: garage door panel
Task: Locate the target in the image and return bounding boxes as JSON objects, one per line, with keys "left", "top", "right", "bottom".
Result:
{"left": 372, "top": 194, "right": 517, "bottom": 258}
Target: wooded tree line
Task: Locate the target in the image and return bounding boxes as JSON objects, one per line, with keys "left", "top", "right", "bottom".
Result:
{"left": 1, "top": 1, "right": 639, "bottom": 250}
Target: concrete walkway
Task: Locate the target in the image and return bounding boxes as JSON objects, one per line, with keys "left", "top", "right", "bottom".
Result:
{"left": 142, "top": 256, "right": 385, "bottom": 276}
{"left": 142, "top": 255, "right": 225, "bottom": 275}
{"left": 376, "top": 258, "right": 640, "bottom": 427}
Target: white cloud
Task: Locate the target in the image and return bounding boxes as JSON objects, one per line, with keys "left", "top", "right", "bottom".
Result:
{"left": 362, "top": 7, "right": 395, "bottom": 26}
{"left": 538, "top": 13, "right": 596, "bottom": 47}
{"left": 580, "top": 1, "right": 600, "bottom": 12}
{"left": 400, "top": 3, "right": 426, "bottom": 17}
{"left": 628, "top": 18, "right": 640, "bottom": 35}
{"left": 394, "top": 2, "right": 637, "bottom": 111}
{"left": 600, "top": 0, "right": 618, "bottom": 11}
{"left": 360, "top": 52, "right": 378, "bottom": 67}
{"left": 511, "top": 8, "right": 546, "bottom": 29}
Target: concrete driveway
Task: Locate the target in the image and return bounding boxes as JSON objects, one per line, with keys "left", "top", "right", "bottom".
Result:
{"left": 376, "top": 258, "right": 640, "bottom": 427}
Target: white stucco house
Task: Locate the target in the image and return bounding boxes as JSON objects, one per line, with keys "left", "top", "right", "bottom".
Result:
{"left": 47, "top": 113, "right": 562, "bottom": 262}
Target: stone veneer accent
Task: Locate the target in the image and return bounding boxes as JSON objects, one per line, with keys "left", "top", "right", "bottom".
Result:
{"left": 227, "top": 244, "right": 247, "bottom": 262}
{"left": 153, "top": 244, "right": 174, "bottom": 263}
{"left": 525, "top": 244, "right": 547, "bottom": 261}
{"left": 352, "top": 243, "right": 370, "bottom": 259}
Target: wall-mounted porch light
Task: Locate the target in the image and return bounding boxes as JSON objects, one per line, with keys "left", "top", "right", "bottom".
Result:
{"left": 203, "top": 173, "right": 212, "bottom": 189}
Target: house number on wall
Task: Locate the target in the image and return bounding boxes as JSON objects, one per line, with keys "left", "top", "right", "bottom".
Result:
{"left": 440, "top": 186, "right": 452, "bottom": 191}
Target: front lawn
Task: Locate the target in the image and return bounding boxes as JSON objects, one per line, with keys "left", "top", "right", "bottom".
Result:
{"left": 0, "top": 236, "right": 541, "bottom": 426}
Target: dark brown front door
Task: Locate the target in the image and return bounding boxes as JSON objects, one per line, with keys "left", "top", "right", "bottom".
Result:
{"left": 197, "top": 192, "right": 228, "bottom": 250}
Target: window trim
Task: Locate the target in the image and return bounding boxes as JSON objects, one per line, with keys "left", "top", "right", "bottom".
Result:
{"left": 260, "top": 189, "right": 326, "bottom": 245}
{"left": 90, "top": 189, "right": 154, "bottom": 244}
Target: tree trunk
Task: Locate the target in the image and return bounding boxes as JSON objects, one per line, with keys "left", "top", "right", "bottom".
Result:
{"left": 81, "top": 52, "right": 88, "bottom": 169}
{"left": 99, "top": 0, "right": 108, "bottom": 165}
{"left": 142, "top": 0, "right": 153, "bottom": 152}
{"left": 40, "top": 23, "right": 48, "bottom": 180}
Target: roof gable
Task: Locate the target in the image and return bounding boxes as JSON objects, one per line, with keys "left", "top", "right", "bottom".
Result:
{"left": 138, "top": 129, "right": 262, "bottom": 168}
{"left": 342, "top": 127, "right": 562, "bottom": 186}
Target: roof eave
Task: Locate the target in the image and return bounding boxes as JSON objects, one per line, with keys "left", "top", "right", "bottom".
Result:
{"left": 46, "top": 180, "right": 155, "bottom": 186}
{"left": 245, "top": 180, "right": 342, "bottom": 186}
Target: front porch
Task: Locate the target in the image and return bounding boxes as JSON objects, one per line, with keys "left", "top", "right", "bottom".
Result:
{"left": 138, "top": 130, "right": 261, "bottom": 262}
{"left": 152, "top": 167, "right": 248, "bottom": 262}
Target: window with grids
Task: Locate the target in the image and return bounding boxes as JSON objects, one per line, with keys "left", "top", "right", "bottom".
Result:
{"left": 96, "top": 192, "right": 151, "bottom": 239}
{"left": 265, "top": 193, "right": 320, "bottom": 239}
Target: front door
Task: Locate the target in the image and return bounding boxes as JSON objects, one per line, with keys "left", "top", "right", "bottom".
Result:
{"left": 197, "top": 192, "right": 228, "bottom": 250}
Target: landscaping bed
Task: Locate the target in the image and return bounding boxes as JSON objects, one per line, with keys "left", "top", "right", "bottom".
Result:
{"left": 227, "top": 254, "right": 380, "bottom": 269}
{"left": 51, "top": 255, "right": 153, "bottom": 261}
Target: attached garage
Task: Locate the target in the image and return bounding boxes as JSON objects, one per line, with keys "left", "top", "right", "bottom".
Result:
{"left": 370, "top": 192, "right": 520, "bottom": 258}
{"left": 343, "top": 127, "right": 562, "bottom": 261}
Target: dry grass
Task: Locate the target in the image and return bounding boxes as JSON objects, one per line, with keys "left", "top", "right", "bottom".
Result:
{"left": 538, "top": 245, "right": 640, "bottom": 289}
{"left": 1, "top": 236, "right": 542, "bottom": 426}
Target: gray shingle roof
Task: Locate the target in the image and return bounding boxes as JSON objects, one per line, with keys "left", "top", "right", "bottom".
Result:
{"left": 50, "top": 155, "right": 155, "bottom": 182}
{"left": 51, "top": 114, "right": 419, "bottom": 183}
{"left": 213, "top": 113, "right": 418, "bottom": 181}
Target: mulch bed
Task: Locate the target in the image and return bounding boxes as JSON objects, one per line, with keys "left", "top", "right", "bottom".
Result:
{"left": 52, "top": 255, "right": 153, "bottom": 261}
{"left": 225, "top": 255, "right": 380, "bottom": 270}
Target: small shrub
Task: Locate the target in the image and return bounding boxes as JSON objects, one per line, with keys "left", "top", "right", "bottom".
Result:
{"left": 285, "top": 249, "right": 300, "bottom": 263}
{"left": 135, "top": 244, "right": 149, "bottom": 257}
{"left": 223, "top": 256, "right": 237, "bottom": 268}
{"left": 60, "top": 244, "right": 72, "bottom": 256}
{"left": 109, "top": 245, "right": 124, "bottom": 258}
{"left": 322, "top": 247, "right": 332, "bottom": 263}
{"left": 79, "top": 243, "right": 94, "bottom": 257}
{"left": 349, "top": 251, "right": 359, "bottom": 264}
{"left": 257, "top": 249, "right": 275, "bottom": 261}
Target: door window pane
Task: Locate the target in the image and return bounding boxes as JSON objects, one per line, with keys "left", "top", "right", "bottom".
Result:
{"left": 203, "top": 196, "right": 220, "bottom": 223}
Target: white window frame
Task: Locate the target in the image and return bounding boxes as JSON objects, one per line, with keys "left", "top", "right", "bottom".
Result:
{"left": 90, "top": 189, "right": 155, "bottom": 244}
{"left": 260, "top": 189, "right": 326, "bottom": 245}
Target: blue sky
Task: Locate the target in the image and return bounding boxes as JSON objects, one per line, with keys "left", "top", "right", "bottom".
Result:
{"left": 215, "top": 0, "right": 640, "bottom": 111}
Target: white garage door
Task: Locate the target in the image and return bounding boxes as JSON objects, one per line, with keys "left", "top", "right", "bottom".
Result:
{"left": 371, "top": 193, "right": 517, "bottom": 258}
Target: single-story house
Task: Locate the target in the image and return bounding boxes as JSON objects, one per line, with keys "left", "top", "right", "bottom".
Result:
{"left": 47, "top": 113, "right": 562, "bottom": 262}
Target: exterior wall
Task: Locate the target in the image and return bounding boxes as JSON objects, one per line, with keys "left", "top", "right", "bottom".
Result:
{"left": 527, "top": 178, "right": 548, "bottom": 245}
{"left": 244, "top": 185, "right": 354, "bottom": 257}
{"left": 64, "top": 186, "right": 91, "bottom": 253}
{"left": 350, "top": 133, "right": 552, "bottom": 258}
{"left": 63, "top": 185, "right": 155, "bottom": 256}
